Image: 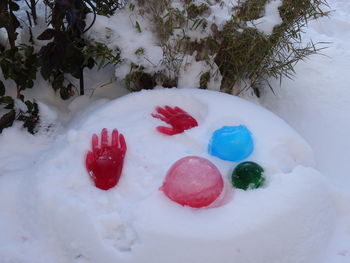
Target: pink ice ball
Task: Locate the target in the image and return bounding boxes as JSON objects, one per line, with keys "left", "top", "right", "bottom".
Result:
{"left": 162, "top": 156, "right": 224, "bottom": 208}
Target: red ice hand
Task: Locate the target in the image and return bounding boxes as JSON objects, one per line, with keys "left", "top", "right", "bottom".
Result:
{"left": 86, "top": 128, "right": 127, "bottom": 190}
{"left": 151, "top": 106, "right": 198, "bottom": 135}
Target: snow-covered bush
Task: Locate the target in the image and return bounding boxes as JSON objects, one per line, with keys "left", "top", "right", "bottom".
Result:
{"left": 106, "top": 0, "right": 328, "bottom": 95}
{"left": 0, "top": 0, "right": 123, "bottom": 133}
{"left": 0, "top": 0, "right": 329, "bottom": 133}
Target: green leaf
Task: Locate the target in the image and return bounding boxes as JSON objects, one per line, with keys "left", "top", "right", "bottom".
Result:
{"left": 52, "top": 74, "right": 64, "bottom": 91}
{"left": 10, "top": 12, "right": 20, "bottom": 29}
{"left": 60, "top": 86, "right": 70, "bottom": 100}
{"left": 37, "top": 29, "right": 57, "bottom": 41}
{"left": 97, "top": 57, "right": 106, "bottom": 69}
{"left": 86, "top": 57, "right": 95, "bottom": 69}
{"left": 26, "top": 79, "right": 34, "bottom": 89}
{"left": 25, "top": 100, "right": 34, "bottom": 112}
{"left": 9, "top": 1, "right": 20, "bottom": 11}
{"left": 135, "top": 21, "right": 142, "bottom": 33}
{"left": 0, "top": 96, "right": 14, "bottom": 105}
{"left": 0, "top": 110, "right": 15, "bottom": 133}
{"left": 0, "top": 60, "right": 11, "bottom": 79}
{"left": 40, "top": 66, "right": 51, "bottom": 80}
{"left": 22, "top": 102, "right": 39, "bottom": 134}
{"left": 0, "top": 80, "right": 5, "bottom": 96}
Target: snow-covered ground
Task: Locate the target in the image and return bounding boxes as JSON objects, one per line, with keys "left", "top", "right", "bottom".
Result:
{"left": 1, "top": 0, "right": 350, "bottom": 262}
{"left": 261, "top": 0, "right": 350, "bottom": 261}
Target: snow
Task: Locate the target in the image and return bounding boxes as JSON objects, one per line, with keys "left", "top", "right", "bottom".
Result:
{"left": 88, "top": 8, "right": 164, "bottom": 80}
{"left": 177, "top": 54, "right": 221, "bottom": 90}
{"left": 1, "top": 89, "right": 335, "bottom": 263}
{"left": 247, "top": 0, "right": 283, "bottom": 35}
{"left": 86, "top": 0, "right": 240, "bottom": 86}
{"left": 1, "top": 0, "right": 350, "bottom": 262}
{"left": 208, "top": 0, "right": 239, "bottom": 30}
{"left": 261, "top": 0, "right": 350, "bottom": 261}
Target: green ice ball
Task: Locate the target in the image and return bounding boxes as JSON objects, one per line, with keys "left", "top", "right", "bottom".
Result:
{"left": 231, "top": 161, "right": 265, "bottom": 190}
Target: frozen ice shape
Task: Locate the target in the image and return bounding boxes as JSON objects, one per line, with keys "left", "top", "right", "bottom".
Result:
{"left": 151, "top": 105, "right": 198, "bottom": 135}
{"left": 86, "top": 128, "right": 127, "bottom": 190}
{"left": 162, "top": 156, "right": 224, "bottom": 208}
{"left": 231, "top": 161, "right": 265, "bottom": 190}
{"left": 208, "top": 125, "right": 254, "bottom": 162}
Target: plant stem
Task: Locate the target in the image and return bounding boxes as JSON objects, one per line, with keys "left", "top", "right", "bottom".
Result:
{"left": 6, "top": 0, "right": 17, "bottom": 49}
{"left": 30, "top": 0, "right": 37, "bottom": 25}
{"left": 80, "top": 68, "right": 84, "bottom": 95}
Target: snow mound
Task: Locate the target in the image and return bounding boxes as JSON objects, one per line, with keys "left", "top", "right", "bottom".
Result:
{"left": 22, "top": 89, "right": 335, "bottom": 263}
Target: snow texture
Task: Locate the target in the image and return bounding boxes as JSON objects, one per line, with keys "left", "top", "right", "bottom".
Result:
{"left": 88, "top": 8, "right": 163, "bottom": 80}
{"left": 1, "top": 0, "right": 350, "bottom": 262}
{"left": 1, "top": 89, "right": 336, "bottom": 263}
{"left": 247, "top": 0, "right": 283, "bottom": 35}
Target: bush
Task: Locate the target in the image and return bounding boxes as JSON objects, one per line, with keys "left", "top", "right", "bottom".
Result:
{"left": 0, "top": 0, "right": 123, "bottom": 133}
{"left": 120, "top": 0, "right": 328, "bottom": 95}
{"left": 0, "top": 0, "right": 329, "bottom": 133}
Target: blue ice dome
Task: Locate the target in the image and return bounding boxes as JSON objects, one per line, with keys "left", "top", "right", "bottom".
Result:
{"left": 208, "top": 125, "right": 254, "bottom": 162}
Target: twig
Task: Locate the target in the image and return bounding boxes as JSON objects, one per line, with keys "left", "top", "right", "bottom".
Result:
{"left": 26, "top": 11, "right": 35, "bottom": 45}
{"left": 83, "top": 0, "right": 97, "bottom": 33}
